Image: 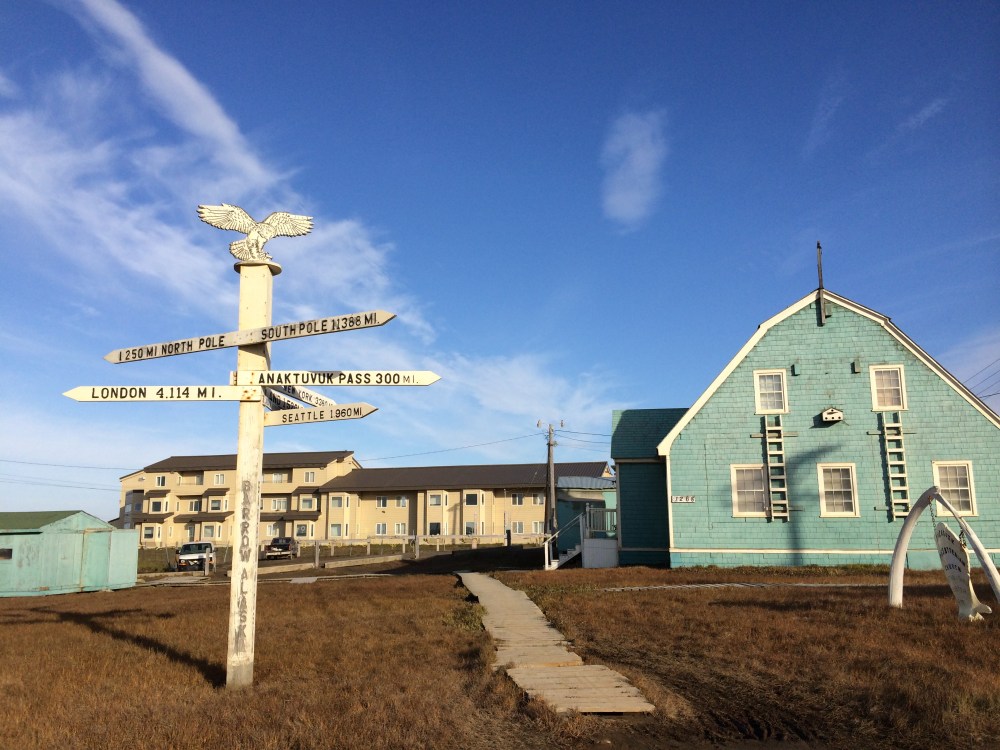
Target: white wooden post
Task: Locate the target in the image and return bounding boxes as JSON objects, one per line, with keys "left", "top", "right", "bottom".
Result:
{"left": 226, "top": 260, "right": 278, "bottom": 689}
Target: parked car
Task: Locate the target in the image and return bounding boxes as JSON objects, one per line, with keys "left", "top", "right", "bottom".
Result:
{"left": 263, "top": 537, "right": 299, "bottom": 559}
{"left": 176, "top": 542, "right": 214, "bottom": 571}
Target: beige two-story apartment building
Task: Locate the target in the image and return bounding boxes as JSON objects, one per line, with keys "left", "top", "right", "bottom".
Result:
{"left": 115, "top": 451, "right": 610, "bottom": 547}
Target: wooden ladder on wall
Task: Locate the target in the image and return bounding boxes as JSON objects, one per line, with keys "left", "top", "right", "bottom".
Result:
{"left": 764, "top": 415, "right": 790, "bottom": 520}
{"left": 881, "top": 412, "right": 911, "bottom": 518}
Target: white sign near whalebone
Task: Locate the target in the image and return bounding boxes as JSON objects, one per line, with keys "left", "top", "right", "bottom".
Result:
{"left": 263, "top": 402, "right": 377, "bottom": 427}
{"left": 104, "top": 310, "right": 396, "bottom": 364}
{"left": 270, "top": 384, "right": 337, "bottom": 408}
{"left": 63, "top": 385, "right": 260, "bottom": 402}
{"left": 231, "top": 370, "right": 440, "bottom": 387}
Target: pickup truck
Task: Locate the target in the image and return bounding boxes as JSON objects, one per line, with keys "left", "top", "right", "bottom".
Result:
{"left": 176, "top": 542, "right": 215, "bottom": 571}
{"left": 263, "top": 537, "right": 299, "bottom": 560}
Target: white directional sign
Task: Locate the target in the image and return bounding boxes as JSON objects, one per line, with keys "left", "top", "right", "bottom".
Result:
{"left": 263, "top": 402, "right": 377, "bottom": 427}
{"left": 271, "top": 384, "right": 337, "bottom": 408}
{"left": 64, "top": 385, "right": 260, "bottom": 402}
{"left": 262, "top": 388, "right": 300, "bottom": 411}
{"left": 104, "top": 310, "right": 396, "bottom": 364}
{"left": 232, "top": 370, "right": 440, "bottom": 387}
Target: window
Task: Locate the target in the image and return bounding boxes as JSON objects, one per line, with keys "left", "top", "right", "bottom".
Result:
{"left": 429, "top": 493, "right": 442, "bottom": 507}
{"left": 428, "top": 522, "right": 441, "bottom": 535}
{"left": 203, "top": 525, "right": 216, "bottom": 539}
{"left": 210, "top": 499, "right": 222, "bottom": 511}
{"left": 464, "top": 521, "right": 476, "bottom": 535}
{"left": 269, "top": 470, "right": 290, "bottom": 483}
{"left": 730, "top": 465, "right": 768, "bottom": 517}
{"left": 532, "top": 494, "right": 544, "bottom": 505}
{"left": 188, "top": 500, "right": 202, "bottom": 512}
{"left": 465, "top": 493, "right": 479, "bottom": 506}
{"left": 330, "top": 524, "right": 342, "bottom": 537}
{"left": 376, "top": 496, "right": 388, "bottom": 508}
{"left": 933, "top": 461, "right": 976, "bottom": 516}
{"left": 870, "top": 365, "right": 907, "bottom": 410}
{"left": 330, "top": 496, "right": 343, "bottom": 508}
{"left": 267, "top": 524, "right": 281, "bottom": 537}
{"left": 151, "top": 501, "right": 162, "bottom": 513}
{"left": 271, "top": 498, "right": 289, "bottom": 511}
{"left": 511, "top": 521, "right": 524, "bottom": 534}
{"left": 304, "top": 471, "right": 316, "bottom": 483}
{"left": 394, "top": 522, "right": 407, "bottom": 535}
{"left": 754, "top": 369, "right": 787, "bottom": 414}
{"left": 532, "top": 521, "right": 544, "bottom": 534}
{"left": 0, "top": 549, "right": 12, "bottom": 560}
{"left": 397, "top": 496, "right": 408, "bottom": 508}
{"left": 296, "top": 524, "right": 308, "bottom": 538}
{"left": 375, "top": 523, "right": 387, "bottom": 536}
{"left": 124, "top": 503, "right": 132, "bottom": 513}
{"left": 301, "top": 496, "right": 315, "bottom": 511}
{"left": 155, "top": 475, "right": 166, "bottom": 487}
{"left": 143, "top": 527, "right": 154, "bottom": 539}
{"left": 818, "top": 463, "right": 859, "bottom": 517}
{"left": 214, "top": 473, "right": 225, "bottom": 485}
{"left": 511, "top": 493, "right": 524, "bottom": 506}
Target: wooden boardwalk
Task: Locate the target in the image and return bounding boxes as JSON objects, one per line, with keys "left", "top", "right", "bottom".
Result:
{"left": 458, "top": 572, "right": 654, "bottom": 714}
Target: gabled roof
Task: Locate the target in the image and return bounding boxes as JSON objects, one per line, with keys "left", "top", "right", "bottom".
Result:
{"left": 141, "top": 451, "right": 354, "bottom": 473}
{"left": 322, "top": 462, "right": 609, "bottom": 492}
{"left": 657, "top": 289, "right": 1000, "bottom": 457}
{"left": 0, "top": 510, "right": 100, "bottom": 532}
{"left": 611, "top": 409, "right": 687, "bottom": 460}
{"left": 557, "top": 476, "right": 616, "bottom": 490}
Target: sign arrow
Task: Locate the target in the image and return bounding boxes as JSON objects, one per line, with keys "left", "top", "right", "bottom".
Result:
{"left": 104, "top": 310, "right": 396, "bottom": 364}
{"left": 64, "top": 385, "right": 261, "bottom": 402}
{"left": 231, "top": 370, "right": 441, "bottom": 387}
{"left": 270, "top": 384, "right": 338, "bottom": 408}
{"left": 263, "top": 402, "right": 377, "bottom": 427}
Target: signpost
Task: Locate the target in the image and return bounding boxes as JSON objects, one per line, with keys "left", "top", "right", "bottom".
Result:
{"left": 263, "top": 402, "right": 377, "bottom": 427}
{"left": 104, "top": 310, "right": 396, "bottom": 364}
{"left": 64, "top": 203, "right": 439, "bottom": 690}
{"left": 231, "top": 370, "right": 440, "bottom": 387}
{"left": 63, "top": 385, "right": 260, "bottom": 402}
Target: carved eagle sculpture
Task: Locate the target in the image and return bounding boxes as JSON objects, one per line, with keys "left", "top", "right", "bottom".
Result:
{"left": 197, "top": 203, "right": 313, "bottom": 262}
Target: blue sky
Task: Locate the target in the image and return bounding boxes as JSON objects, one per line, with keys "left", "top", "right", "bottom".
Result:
{"left": 1, "top": 0, "right": 997, "bottom": 520}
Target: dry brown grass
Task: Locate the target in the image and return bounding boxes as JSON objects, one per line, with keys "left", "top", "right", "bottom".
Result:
{"left": 3, "top": 561, "right": 999, "bottom": 750}
{"left": 495, "top": 566, "right": 1000, "bottom": 749}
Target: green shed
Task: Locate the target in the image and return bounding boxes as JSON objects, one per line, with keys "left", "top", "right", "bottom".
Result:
{"left": 0, "top": 511, "right": 139, "bottom": 597}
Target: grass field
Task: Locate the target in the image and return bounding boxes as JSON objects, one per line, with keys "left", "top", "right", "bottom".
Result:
{"left": 2, "top": 554, "right": 998, "bottom": 749}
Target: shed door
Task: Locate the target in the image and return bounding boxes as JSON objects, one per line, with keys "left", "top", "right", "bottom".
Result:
{"left": 80, "top": 530, "right": 112, "bottom": 592}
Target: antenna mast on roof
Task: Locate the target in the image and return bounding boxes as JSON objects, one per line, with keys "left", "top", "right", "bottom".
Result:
{"left": 817, "top": 241, "right": 826, "bottom": 326}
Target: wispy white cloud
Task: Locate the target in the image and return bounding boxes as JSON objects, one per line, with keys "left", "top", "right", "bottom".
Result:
{"left": 868, "top": 97, "right": 950, "bottom": 160}
{"left": 939, "top": 325, "right": 1000, "bottom": 413}
{"left": 0, "top": 69, "right": 18, "bottom": 99}
{"left": 802, "top": 69, "right": 849, "bottom": 159}
{"left": 600, "top": 110, "right": 668, "bottom": 230}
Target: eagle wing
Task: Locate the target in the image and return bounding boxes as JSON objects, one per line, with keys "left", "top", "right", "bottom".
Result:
{"left": 260, "top": 211, "right": 314, "bottom": 240}
{"left": 198, "top": 204, "right": 258, "bottom": 234}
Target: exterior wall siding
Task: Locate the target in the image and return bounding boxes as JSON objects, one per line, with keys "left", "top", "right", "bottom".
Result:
{"left": 618, "top": 462, "right": 668, "bottom": 565}
{"left": 668, "top": 300, "right": 1000, "bottom": 569}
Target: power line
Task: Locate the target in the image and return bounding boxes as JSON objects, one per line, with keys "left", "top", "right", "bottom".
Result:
{"left": 555, "top": 429, "right": 612, "bottom": 437}
{"left": 556, "top": 435, "right": 611, "bottom": 446}
{"left": 0, "top": 458, "right": 130, "bottom": 471}
{"left": 964, "top": 355, "right": 1000, "bottom": 388}
{"left": 359, "top": 432, "right": 542, "bottom": 462}
{"left": 0, "top": 477, "right": 119, "bottom": 492}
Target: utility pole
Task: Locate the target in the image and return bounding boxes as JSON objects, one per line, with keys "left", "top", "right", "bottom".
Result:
{"left": 538, "top": 420, "right": 563, "bottom": 535}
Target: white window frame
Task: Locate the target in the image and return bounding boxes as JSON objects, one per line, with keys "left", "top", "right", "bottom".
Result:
{"left": 188, "top": 499, "right": 202, "bottom": 512}
{"left": 155, "top": 475, "right": 166, "bottom": 487}
{"left": 464, "top": 493, "right": 479, "bottom": 506}
{"left": 330, "top": 496, "right": 343, "bottom": 509}
{"left": 209, "top": 498, "right": 222, "bottom": 511}
{"left": 464, "top": 521, "right": 476, "bottom": 535}
{"left": 304, "top": 471, "right": 316, "bottom": 483}
{"left": 730, "top": 464, "right": 769, "bottom": 518}
{"left": 933, "top": 461, "right": 977, "bottom": 517}
{"left": 817, "top": 463, "right": 860, "bottom": 518}
{"left": 394, "top": 522, "right": 407, "bottom": 535}
{"left": 329, "top": 523, "right": 342, "bottom": 537}
{"left": 151, "top": 501, "right": 163, "bottom": 513}
{"left": 375, "top": 496, "right": 388, "bottom": 508}
{"left": 511, "top": 521, "right": 524, "bottom": 534}
{"left": 511, "top": 493, "right": 524, "bottom": 506}
{"left": 295, "top": 523, "right": 308, "bottom": 538}
{"left": 428, "top": 522, "right": 441, "bottom": 536}
{"left": 869, "top": 365, "right": 907, "bottom": 411}
{"left": 428, "top": 493, "right": 442, "bottom": 507}
{"left": 532, "top": 521, "right": 544, "bottom": 534}
{"left": 266, "top": 523, "right": 281, "bottom": 537}
{"left": 203, "top": 524, "right": 216, "bottom": 539}
{"left": 375, "top": 522, "right": 387, "bottom": 536}
{"left": 142, "top": 526, "right": 154, "bottom": 539}
{"left": 213, "top": 473, "right": 225, "bottom": 486}
{"left": 300, "top": 496, "right": 315, "bottom": 511}
{"left": 396, "top": 495, "right": 408, "bottom": 508}
{"left": 271, "top": 497, "right": 289, "bottom": 512}
{"left": 753, "top": 369, "right": 788, "bottom": 414}
{"left": 532, "top": 493, "right": 544, "bottom": 506}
